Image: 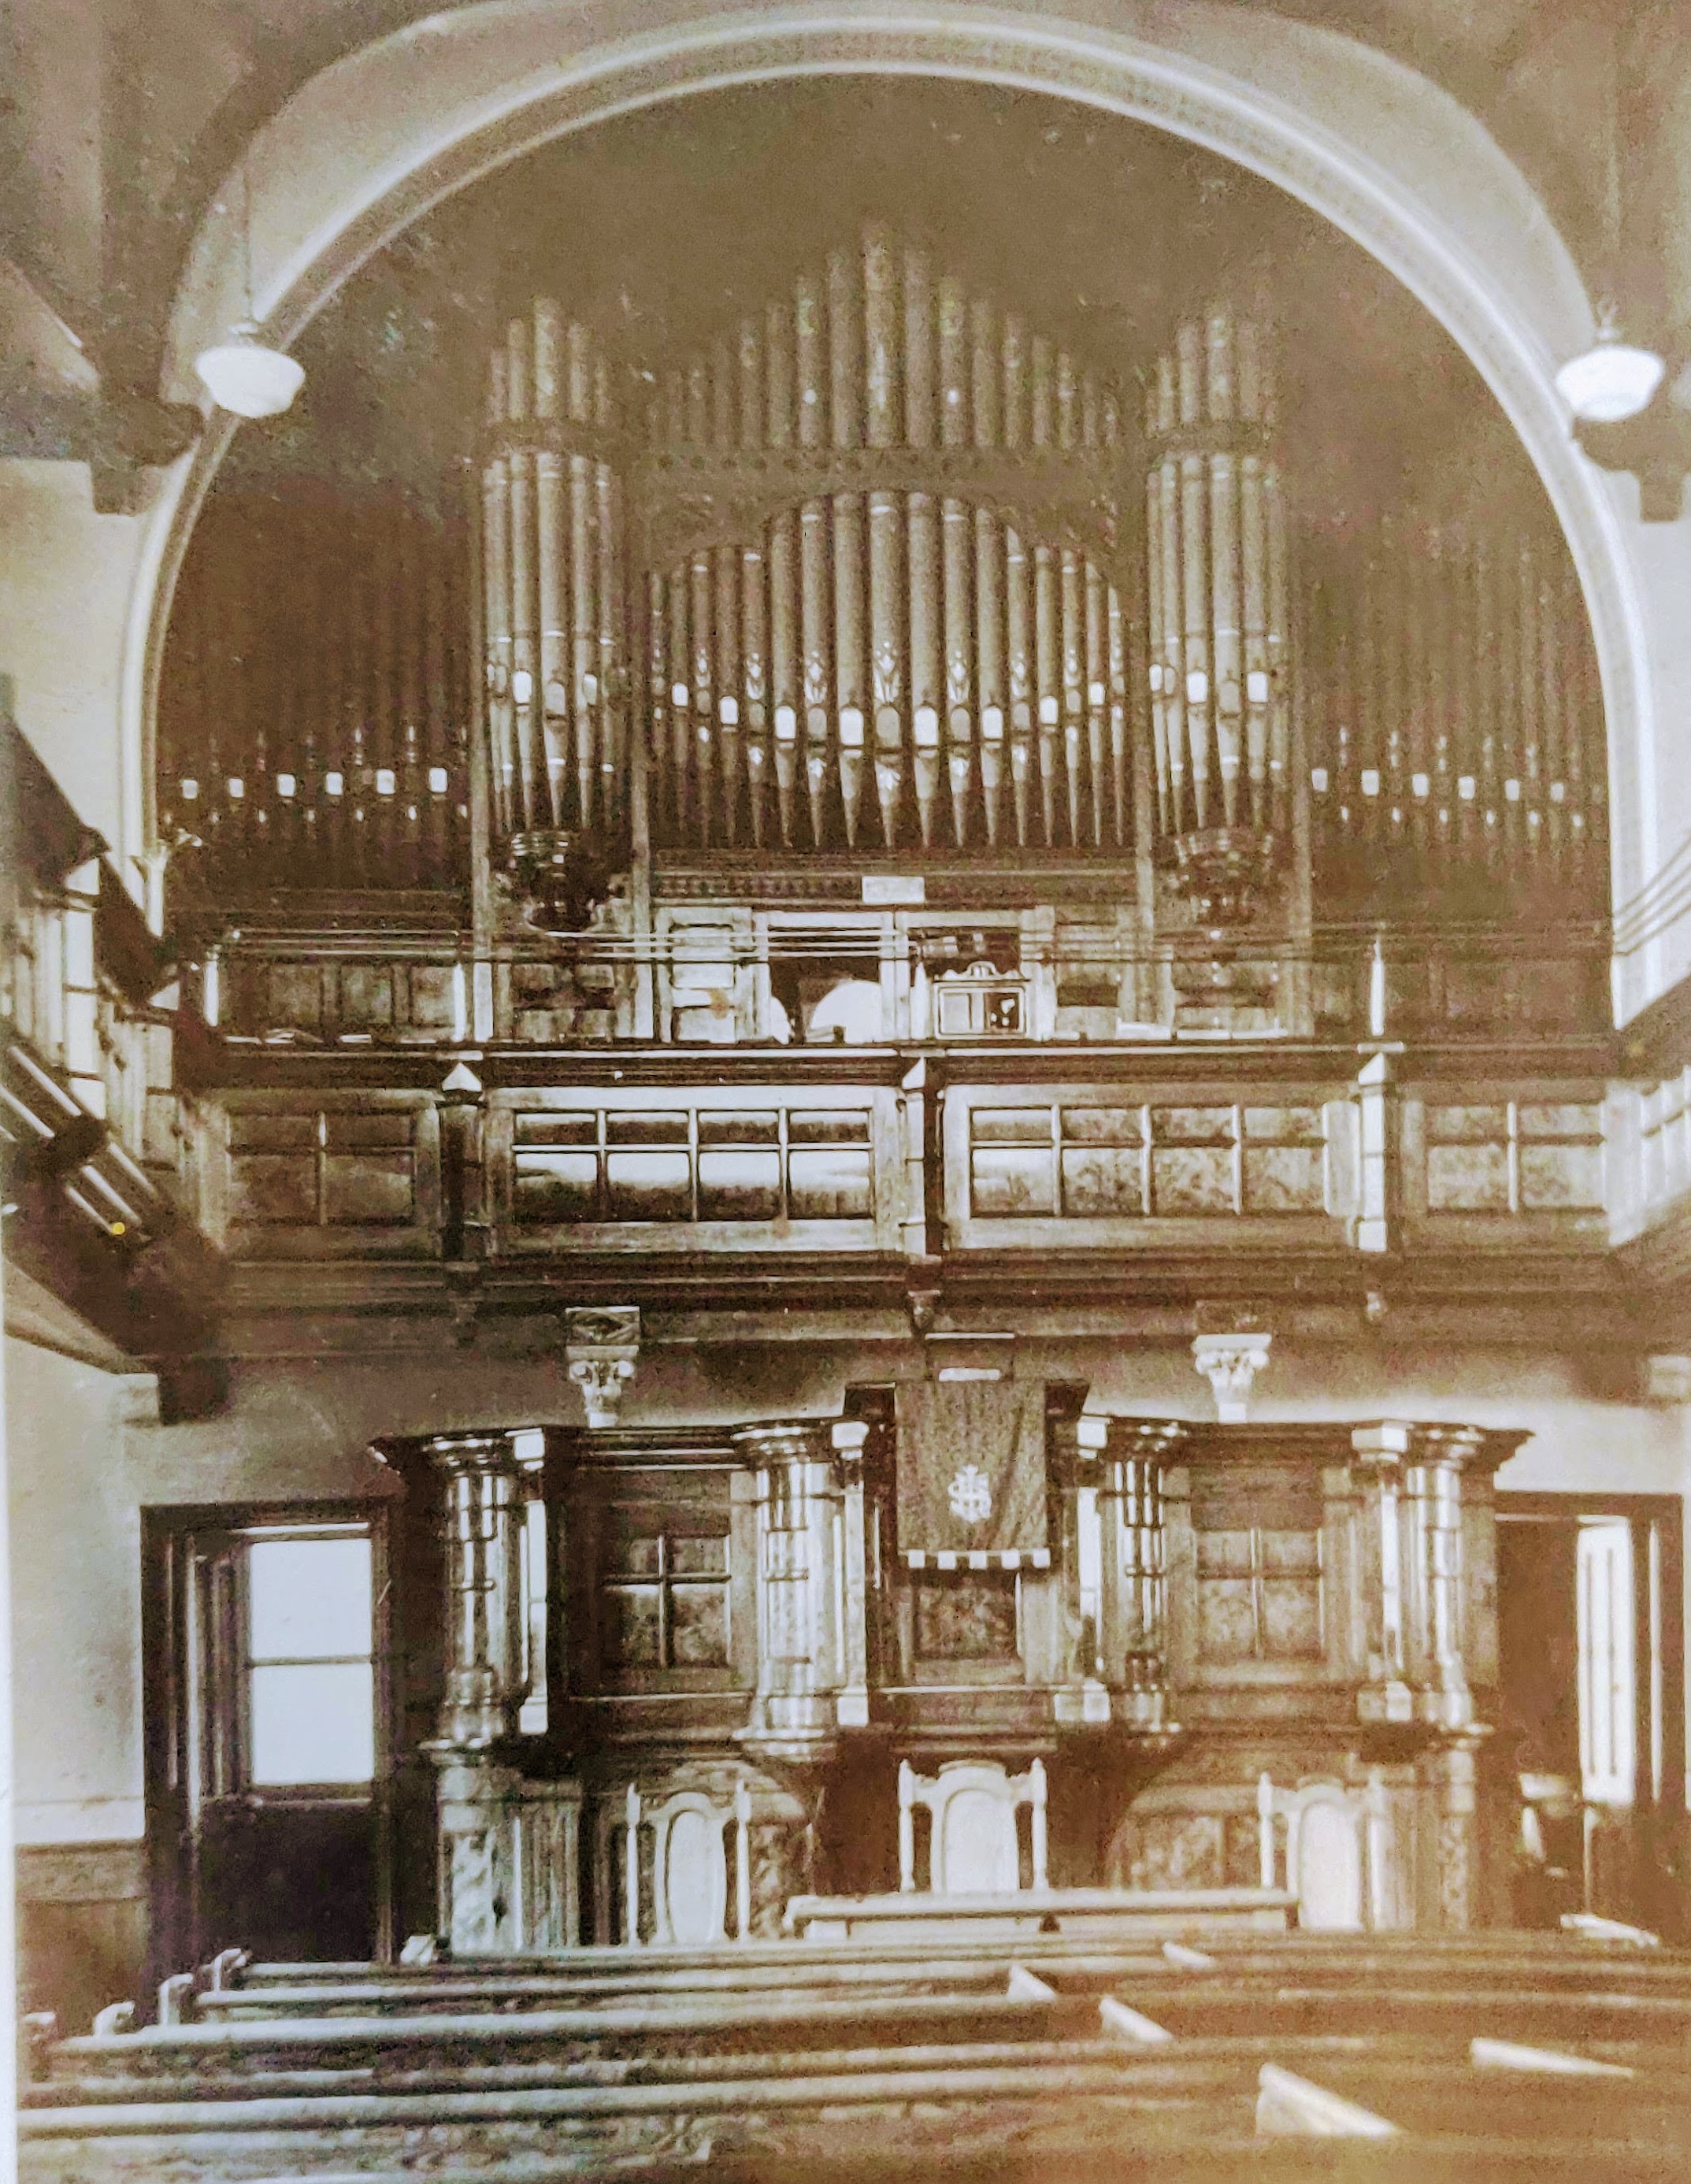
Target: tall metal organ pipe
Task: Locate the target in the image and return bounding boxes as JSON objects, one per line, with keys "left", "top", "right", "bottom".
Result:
{"left": 1300, "top": 510, "right": 1606, "bottom": 914}
{"left": 643, "top": 229, "right": 1133, "bottom": 855}
{"left": 1143, "top": 296, "right": 1289, "bottom": 848}
{"left": 478, "top": 302, "right": 629, "bottom": 857}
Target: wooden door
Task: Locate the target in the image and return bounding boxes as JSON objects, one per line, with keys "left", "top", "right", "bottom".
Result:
{"left": 1496, "top": 1493, "right": 1685, "bottom": 1941}
{"left": 146, "top": 1509, "right": 392, "bottom": 1984}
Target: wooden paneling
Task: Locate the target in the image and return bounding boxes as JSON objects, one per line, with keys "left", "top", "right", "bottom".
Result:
{"left": 1400, "top": 1081, "right": 1609, "bottom": 1247}
{"left": 220, "top": 1095, "right": 440, "bottom": 1259}
{"left": 488, "top": 1084, "right": 899, "bottom": 1255}
{"left": 946, "top": 1081, "right": 1354, "bottom": 1249}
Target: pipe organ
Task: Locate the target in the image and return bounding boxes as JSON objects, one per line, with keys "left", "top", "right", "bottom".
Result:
{"left": 158, "top": 224, "right": 1613, "bottom": 1035}
{"left": 1301, "top": 515, "right": 1607, "bottom": 919}
{"left": 1142, "top": 302, "right": 1290, "bottom": 845}
{"left": 635, "top": 232, "right": 1133, "bottom": 855}
{"left": 480, "top": 308, "right": 631, "bottom": 854}
{"left": 158, "top": 494, "right": 472, "bottom": 895}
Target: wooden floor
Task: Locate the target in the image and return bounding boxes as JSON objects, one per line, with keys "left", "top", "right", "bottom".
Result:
{"left": 21, "top": 1929, "right": 1691, "bottom": 2181}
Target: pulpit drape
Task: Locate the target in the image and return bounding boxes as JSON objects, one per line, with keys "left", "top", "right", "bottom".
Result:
{"left": 895, "top": 1382, "right": 1050, "bottom": 1567}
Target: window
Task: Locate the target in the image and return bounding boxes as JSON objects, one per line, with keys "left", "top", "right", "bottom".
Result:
{"left": 244, "top": 1528, "right": 376, "bottom": 1786}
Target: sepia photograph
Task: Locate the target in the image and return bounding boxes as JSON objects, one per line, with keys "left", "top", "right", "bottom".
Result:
{"left": 2, "top": 2, "right": 1689, "bottom": 2177}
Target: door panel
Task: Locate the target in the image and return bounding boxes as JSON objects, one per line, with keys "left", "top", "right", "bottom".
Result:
{"left": 146, "top": 1507, "right": 391, "bottom": 1985}
{"left": 1497, "top": 1495, "right": 1685, "bottom": 1941}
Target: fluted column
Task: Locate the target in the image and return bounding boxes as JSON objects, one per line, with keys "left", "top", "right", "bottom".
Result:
{"left": 735, "top": 1420, "right": 844, "bottom": 1763}
{"left": 1103, "top": 1418, "right": 1177, "bottom": 1730}
{"left": 1401, "top": 1425, "right": 1485, "bottom": 1730}
{"left": 833, "top": 1419, "right": 872, "bottom": 1729}
{"left": 1348, "top": 1422, "right": 1416, "bottom": 1727}
{"left": 428, "top": 1430, "right": 530, "bottom": 1750}
{"left": 412, "top": 1429, "right": 544, "bottom": 1954}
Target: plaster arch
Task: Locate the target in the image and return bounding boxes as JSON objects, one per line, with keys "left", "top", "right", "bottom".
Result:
{"left": 127, "top": 0, "right": 1691, "bottom": 1009}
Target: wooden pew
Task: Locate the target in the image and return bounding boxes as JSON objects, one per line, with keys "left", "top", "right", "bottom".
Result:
{"left": 25, "top": 1934, "right": 1691, "bottom": 2184}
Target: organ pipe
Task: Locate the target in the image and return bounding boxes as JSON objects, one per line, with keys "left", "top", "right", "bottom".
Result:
{"left": 640, "top": 229, "right": 1134, "bottom": 856}
{"left": 1144, "top": 295, "right": 1290, "bottom": 850}
{"left": 160, "top": 485, "right": 469, "bottom": 900}
{"left": 477, "top": 301, "right": 630, "bottom": 867}
{"left": 1300, "top": 506, "right": 1606, "bottom": 915}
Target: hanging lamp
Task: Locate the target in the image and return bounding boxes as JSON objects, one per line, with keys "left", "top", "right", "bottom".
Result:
{"left": 194, "top": 155, "right": 305, "bottom": 419}
{"left": 1557, "top": 13, "right": 1663, "bottom": 425}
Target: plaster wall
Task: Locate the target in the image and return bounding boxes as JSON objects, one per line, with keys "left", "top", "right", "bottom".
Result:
{"left": 0, "top": 461, "right": 144, "bottom": 870}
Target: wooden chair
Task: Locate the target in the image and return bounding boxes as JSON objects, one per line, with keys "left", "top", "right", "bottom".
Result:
{"left": 897, "top": 1759, "right": 1048, "bottom": 1893}
{"left": 1255, "top": 1771, "right": 1371, "bottom": 1931}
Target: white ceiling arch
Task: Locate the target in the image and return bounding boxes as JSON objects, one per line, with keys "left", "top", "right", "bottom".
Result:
{"left": 128, "top": 0, "right": 1681, "bottom": 1003}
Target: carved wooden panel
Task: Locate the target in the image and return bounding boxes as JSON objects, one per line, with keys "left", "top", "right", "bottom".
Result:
{"left": 1401, "top": 1083, "right": 1608, "bottom": 1244}
{"left": 913, "top": 1568, "right": 1021, "bottom": 1660}
{"left": 220, "top": 1095, "right": 439, "bottom": 1259}
{"left": 1196, "top": 1526, "right": 1323, "bottom": 1663}
{"left": 489, "top": 1085, "right": 897, "bottom": 1252}
{"left": 223, "top": 958, "right": 462, "bottom": 1044}
{"left": 946, "top": 1084, "right": 1353, "bottom": 1248}
{"left": 566, "top": 1458, "right": 753, "bottom": 1698}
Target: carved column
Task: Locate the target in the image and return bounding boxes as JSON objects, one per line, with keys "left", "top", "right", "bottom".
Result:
{"left": 421, "top": 1429, "right": 532, "bottom": 1953}
{"left": 735, "top": 1420, "right": 843, "bottom": 1762}
{"left": 1103, "top": 1418, "right": 1179, "bottom": 1729}
{"left": 1401, "top": 1425, "right": 1485, "bottom": 1730}
{"left": 1423, "top": 1737, "right": 1483, "bottom": 1930}
{"left": 1052, "top": 1411, "right": 1110, "bottom": 1724}
{"left": 1348, "top": 1422, "right": 1415, "bottom": 1726}
{"left": 430, "top": 1431, "right": 530, "bottom": 1748}
{"left": 833, "top": 1418, "right": 872, "bottom": 1729}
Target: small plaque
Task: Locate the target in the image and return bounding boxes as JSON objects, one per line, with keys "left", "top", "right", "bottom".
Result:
{"left": 863, "top": 875, "right": 925, "bottom": 905}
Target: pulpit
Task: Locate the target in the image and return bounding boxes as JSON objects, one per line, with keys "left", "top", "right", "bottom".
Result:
{"left": 386, "top": 1403, "right": 1522, "bottom": 1950}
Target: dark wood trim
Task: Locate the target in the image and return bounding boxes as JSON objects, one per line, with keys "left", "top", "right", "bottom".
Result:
{"left": 141, "top": 1496, "right": 399, "bottom": 1993}
{"left": 1495, "top": 1489, "right": 1687, "bottom": 1830}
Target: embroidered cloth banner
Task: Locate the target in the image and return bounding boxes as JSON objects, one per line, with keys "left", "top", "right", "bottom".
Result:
{"left": 895, "top": 1381, "right": 1050, "bottom": 1564}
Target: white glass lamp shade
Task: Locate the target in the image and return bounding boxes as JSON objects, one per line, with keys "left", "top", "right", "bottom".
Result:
{"left": 1556, "top": 324, "right": 1665, "bottom": 425}
{"left": 194, "top": 323, "right": 305, "bottom": 418}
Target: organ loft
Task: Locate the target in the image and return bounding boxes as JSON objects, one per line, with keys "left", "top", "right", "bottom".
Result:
{"left": 6, "top": 52, "right": 1691, "bottom": 2145}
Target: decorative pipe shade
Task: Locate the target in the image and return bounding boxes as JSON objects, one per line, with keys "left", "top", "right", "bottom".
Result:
{"left": 1556, "top": 326, "right": 1664, "bottom": 424}
{"left": 195, "top": 324, "right": 305, "bottom": 418}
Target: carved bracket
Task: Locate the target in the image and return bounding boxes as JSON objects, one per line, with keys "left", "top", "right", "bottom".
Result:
{"left": 1192, "top": 1326, "right": 1273, "bottom": 1422}
{"left": 565, "top": 1304, "right": 641, "bottom": 1427}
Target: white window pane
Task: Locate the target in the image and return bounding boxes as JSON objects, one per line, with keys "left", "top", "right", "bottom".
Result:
{"left": 248, "top": 1537, "right": 372, "bottom": 1661}
{"left": 250, "top": 1662, "right": 374, "bottom": 1785}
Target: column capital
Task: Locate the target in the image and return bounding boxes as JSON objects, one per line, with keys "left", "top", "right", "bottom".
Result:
{"left": 563, "top": 1304, "right": 640, "bottom": 1428}
{"left": 1192, "top": 1329, "right": 1273, "bottom": 1422}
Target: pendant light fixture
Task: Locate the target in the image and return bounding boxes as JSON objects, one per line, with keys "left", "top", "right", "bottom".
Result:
{"left": 194, "top": 153, "right": 306, "bottom": 420}
{"left": 1556, "top": 9, "right": 1663, "bottom": 425}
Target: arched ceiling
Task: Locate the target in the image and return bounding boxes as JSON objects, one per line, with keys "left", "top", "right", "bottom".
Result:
{"left": 213, "top": 75, "right": 1530, "bottom": 536}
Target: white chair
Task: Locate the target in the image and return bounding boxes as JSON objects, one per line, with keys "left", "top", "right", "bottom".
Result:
{"left": 898, "top": 1759, "right": 1048, "bottom": 1893}
{"left": 1256, "top": 1771, "right": 1368, "bottom": 1930}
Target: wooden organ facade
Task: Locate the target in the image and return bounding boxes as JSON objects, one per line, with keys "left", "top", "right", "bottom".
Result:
{"left": 121, "top": 216, "right": 1681, "bottom": 1976}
